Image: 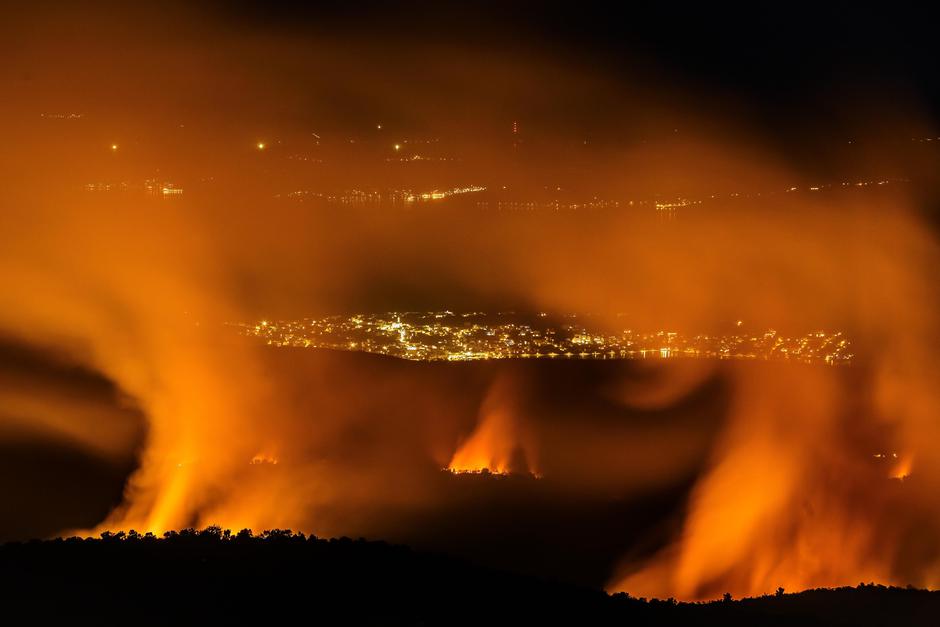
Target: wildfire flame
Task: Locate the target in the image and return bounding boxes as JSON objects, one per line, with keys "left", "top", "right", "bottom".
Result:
{"left": 447, "top": 375, "right": 539, "bottom": 477}
{"left": 891, "top": 454, "right": 913, "bottom": 481}
{"left": 250, "top": 454, "right": 279, "bottom": 466}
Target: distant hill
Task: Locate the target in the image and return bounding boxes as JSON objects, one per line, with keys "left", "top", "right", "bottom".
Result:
{"left": 0, "top": 529, "right": 936, "bottom": 626}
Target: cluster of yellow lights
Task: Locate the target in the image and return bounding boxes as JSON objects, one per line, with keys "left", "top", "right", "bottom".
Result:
{"left": 403, "top": 185, "right": 486, "bottom": 202}
{"left": 476, "top": 198, "right": 621, "bottom": 211}
{"left": 472, "top": 178, "right": 907, "bottom": 214}
{"left": 83, "top": 178, "right": 183, "bottom": 197}
{"left": 276, "top": 186, "right": 485, "bottom": 205}
{"left": 235, "top": 312, "right": 853, "bottom": 365}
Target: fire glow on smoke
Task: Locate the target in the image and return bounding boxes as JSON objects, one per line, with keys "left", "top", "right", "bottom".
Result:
{"left": 3, "top": 3, "right": 940, "bottom": 602}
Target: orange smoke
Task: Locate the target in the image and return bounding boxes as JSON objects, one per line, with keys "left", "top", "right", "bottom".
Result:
{"left": 606, "top": 204, "right": 940, "bottom": 599}
{"left": 3, "top": 1, "right": 940, "bottom": 601}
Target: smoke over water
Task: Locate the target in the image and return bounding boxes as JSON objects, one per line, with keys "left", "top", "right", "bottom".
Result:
{"left": 3, "top": 2, "right": 940, "bottom": 600}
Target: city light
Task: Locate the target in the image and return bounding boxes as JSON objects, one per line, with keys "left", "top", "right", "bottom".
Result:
{"left": 235, "top": 312, "right": 854, "bottom": 365}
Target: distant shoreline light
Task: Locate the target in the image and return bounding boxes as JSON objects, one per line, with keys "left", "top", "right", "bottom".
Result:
{"left": 232, "top": 312, "right": 853, "bottom": 366}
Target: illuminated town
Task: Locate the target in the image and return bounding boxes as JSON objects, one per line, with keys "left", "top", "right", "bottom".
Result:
{"left": 82, "top": 178, "right": 184, "bottom": 197}
{"left": 235, "top": 312, "right": 853, "bottom": 365}
{"left": 275, "top": 185, "right": 486, "bottom": 205}
{"left": 268, "top": 175, "right": 908, "bottom": 211}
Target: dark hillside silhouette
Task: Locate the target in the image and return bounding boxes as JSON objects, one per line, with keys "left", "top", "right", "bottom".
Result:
{"left": 0, "top": 529, "right": 936, "bottom": 626}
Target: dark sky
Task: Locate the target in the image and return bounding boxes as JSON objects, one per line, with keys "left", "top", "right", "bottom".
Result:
{"left": 7, "top": 1, "right": 938, "bottom": 149}
{"left": 177, "top": 1, "right": 940, "bottom": 169}
{"left": 217, "top": 1, "right": 940, "bottom": 116}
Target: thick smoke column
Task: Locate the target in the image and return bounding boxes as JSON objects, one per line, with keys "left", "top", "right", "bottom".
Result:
{"left": 604, "top": 202, "right": 940, "bottom": 599}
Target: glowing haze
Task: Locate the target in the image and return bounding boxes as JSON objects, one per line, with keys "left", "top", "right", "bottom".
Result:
{"left": 2, "top": 2, "right": 940, "bottom": 601}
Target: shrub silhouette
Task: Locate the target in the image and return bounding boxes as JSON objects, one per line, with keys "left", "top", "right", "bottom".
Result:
{"left": 0, "top": 529, "right": 937, "bottom": 626}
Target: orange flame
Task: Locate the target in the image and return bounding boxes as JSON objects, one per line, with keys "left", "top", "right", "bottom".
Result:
{"left": 891, "top": 453, "right": 913, "bottom": 481}
{"left": 447, "top": 375, "right": 539, "bottom": 477}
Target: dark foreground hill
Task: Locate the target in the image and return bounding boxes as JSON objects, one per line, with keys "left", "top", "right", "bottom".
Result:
{"left": 0, "top": 529, "right": 936, "bottom": 626}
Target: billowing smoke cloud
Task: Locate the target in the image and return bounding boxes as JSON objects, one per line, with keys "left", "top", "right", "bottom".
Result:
{"left": 2, "top": 2, "right": 940, "bottom": 600}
